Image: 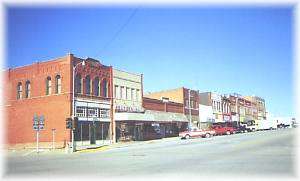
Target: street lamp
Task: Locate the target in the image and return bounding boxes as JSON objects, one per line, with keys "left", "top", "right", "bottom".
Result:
{"left": 72, "top": 60, "right": 85, "bottom": 152}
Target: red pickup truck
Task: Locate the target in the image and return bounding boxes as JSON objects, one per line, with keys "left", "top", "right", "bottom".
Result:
{"left": 211, "top": 124, "right": 236, "bottom": 135}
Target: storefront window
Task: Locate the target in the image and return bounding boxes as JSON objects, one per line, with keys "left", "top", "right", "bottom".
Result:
{"left": 76, "top": 106, "right": 86, "bottom": 117}
{"left": 99, "top": 109, "right": 110, "bottom": 118}
{"left": 87, "top": 107, "right": 98, "bottom": 118}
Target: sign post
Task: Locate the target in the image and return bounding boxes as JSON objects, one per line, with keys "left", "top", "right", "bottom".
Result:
{"left": 33, "top": 114, "right": 45, "bottom": 153}
{"left": 52, "top": 129, "right": 56, "bottom": 150}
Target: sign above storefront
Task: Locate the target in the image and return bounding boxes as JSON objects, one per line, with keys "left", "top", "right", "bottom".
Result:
{"left": 115, "top": 105, "right": 144, "bottom": 113}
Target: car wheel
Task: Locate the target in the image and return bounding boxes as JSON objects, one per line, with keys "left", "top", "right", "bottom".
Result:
{"left": 226, "top": 131, "right": 230, "bottom": 135}
{"left": 205, "top": 133, "right": 211, "bottom": 138}
{"left": 185, "top": 134, "right": 190, "bottom": 139}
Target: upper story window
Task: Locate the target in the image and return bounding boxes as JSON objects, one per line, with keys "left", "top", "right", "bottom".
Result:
{"left": 85, "top": 75, "right": 91, "bottom": 95}
{"left": 102, "top": 79, "right": 108, "bottom": 97}
{"left": 131, "top": 88, "right": 135, "bottom": 101}
{"left": 55, "top": 75, "right": 61, "bottom": 94}
{"left": 136, "top": 89, "right": 140, "bottom": 101}
{"left": 75, "top": 74, "right": 82, "bottom": 94}
{"left": 120, "top": 86, "right": 125, "bottom": 99}
{"left": 93, "top": 77, "right": 100, "bottom": 96}
{"left": 25, "top": 81, "right": 31, "bottom": 98}
{"left": 17, "top": 82, "right": 22, "bottom": 99}
{"left": 46, "top": 76, "right": 51, "bottom": 95}
{"left": 114, "top": 85, "right": 119, "bottom": 99}
{"left": 185, "top": 99, "right": 189, "bottom": 108}
{"left": 126, "top": 87, "right": 130, "bottom": 100}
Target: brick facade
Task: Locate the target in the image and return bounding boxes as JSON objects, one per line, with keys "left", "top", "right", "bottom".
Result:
{"left": 142, "top": 97, "right": 184, "bottom": 113}
{"left": 4, "top": 54, "right": 114, "bottom": 148}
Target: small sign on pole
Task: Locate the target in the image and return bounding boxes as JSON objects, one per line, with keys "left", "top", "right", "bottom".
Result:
{"left": 33, "top": 114, "right": 45, "bottom": 153}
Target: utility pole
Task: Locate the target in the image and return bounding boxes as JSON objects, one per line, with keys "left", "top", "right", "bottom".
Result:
{"left": 188, "top": 89, "right": 192, "bottom": 128}
{"left": 235, "top": 94, "right": 240, "bottom": 126}
{"left": 72, "top": 60, "right": 85, "bottom": 153}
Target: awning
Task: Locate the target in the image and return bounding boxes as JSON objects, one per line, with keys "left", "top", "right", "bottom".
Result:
{"left": 115, "top": 112, "right": 154, "bottom": 122}
{"left": 115, "top": 110, "right": 188, "bottom": 123}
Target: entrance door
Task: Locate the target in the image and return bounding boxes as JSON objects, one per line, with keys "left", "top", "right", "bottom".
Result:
{"left": 134, "top": 124, "right": 143, "bottom": 141}
{"left": 90, "top": 122, "right": 96, "bottom": 144}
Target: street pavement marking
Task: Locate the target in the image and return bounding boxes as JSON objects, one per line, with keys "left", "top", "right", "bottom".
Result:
{"left": 22, "top": 150, "right": 37, "bottom": 156}
{"left": 76, "top": 145, "right": 111, "bottom": 154}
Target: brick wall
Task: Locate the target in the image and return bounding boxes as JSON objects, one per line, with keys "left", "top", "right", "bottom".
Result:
{"left": 4, "top": 54, "right": 73, "bottom": 147}
{"left": 142, "top": 97, "right": 184, "bottom": 113}
{"left": 144, "top": 87, "right": 184, "bottom": 104}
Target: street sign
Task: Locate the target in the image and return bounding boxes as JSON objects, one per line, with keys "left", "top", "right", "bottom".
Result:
{"left": 39, "top": 115, "right": 45, "bottom": 125}
{"left": 32, "top": 114, "right": 46, "bottom": 154}
{"left": 33, "top": 114, "right": 39, "bottom": 125}
{"left": 33, "top": 114, "right": 45, "bottom": 130}
{"left": 39, "top": 115, "right": 45, "bottom": 130}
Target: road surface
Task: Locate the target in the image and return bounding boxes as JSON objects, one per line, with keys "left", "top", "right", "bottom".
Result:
{"left": 4, "top": 128, "right": 298, "bottom": 178}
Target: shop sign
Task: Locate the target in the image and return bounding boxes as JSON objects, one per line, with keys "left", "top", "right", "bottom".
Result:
{"left": 245, "top": 101, "right": 251, "bottom": 107}
{"left": 116, "top": 105, "right": 144, "bottom": 113}
{"left": 223, "top": 115, "right": 231, "bottom": 121}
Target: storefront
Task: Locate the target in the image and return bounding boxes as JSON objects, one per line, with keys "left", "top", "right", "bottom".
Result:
{"left": 74, "top": 98, "right": 112, "bottom": 147}
{"left": 114, "top": 110, "right": 188, "bottom": 142}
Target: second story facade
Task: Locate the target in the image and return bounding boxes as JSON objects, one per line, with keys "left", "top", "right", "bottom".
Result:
{"left": 144, "top": 87, "right": 200, "bottom": 126}
{"left": 113, "top": 69, "right": 143, "bottom": 113}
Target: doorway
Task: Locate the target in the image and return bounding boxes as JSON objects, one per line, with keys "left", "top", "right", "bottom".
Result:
{"left": 90, "top": 122, "right": 96, "bottom": 144}
{"left": 134, "top": 124, "right": 143, "bottom": 141}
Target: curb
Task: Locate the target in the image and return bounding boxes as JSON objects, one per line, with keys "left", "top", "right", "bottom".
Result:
{"left": 76, "top": 145, "right": 111, "bottom": 154}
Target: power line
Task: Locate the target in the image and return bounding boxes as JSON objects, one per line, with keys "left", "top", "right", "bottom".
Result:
{"left": 96, "top": 7, "right": 139, "bottom": 58}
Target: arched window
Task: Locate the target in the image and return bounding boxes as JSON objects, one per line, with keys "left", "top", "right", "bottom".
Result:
{"left": 25, "top": 81, "right": 31, "bottom": 98}
{"left": 17, "top": 82, "right": 22, "bottom": 99}
{"left": 55, "top": 75, "right": 61, "bottom": 94}
{"left": 75, "top": 74, "right": 82, "bottom": 94}
{"left": 93, "top": 77, "right": 100, "bottom": 96}
{"left": 85, "top": 75, "right": 91, "bottom": 95}
{"left": 102, "top": 79, "right": 108, "bottom": 97}
{"left": 46, "top": 76, "right": 51, "bottom": 95}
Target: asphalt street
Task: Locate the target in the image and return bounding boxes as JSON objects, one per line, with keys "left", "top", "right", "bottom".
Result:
{"left": 4, "top": 128, "right": 298, "bottom": 178}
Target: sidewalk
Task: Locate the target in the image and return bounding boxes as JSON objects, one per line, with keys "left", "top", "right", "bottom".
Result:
{"left": 5, "top": 136, "right": 180, "bottom": 156}
{"left": 76, "top": 136, "right": 180, "bottom": 153}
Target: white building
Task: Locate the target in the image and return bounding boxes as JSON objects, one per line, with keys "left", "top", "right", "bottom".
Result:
{"left": 113, "top": 69, "right": 143, "bottom": 112}
{"left": 199, "top": 92, "right": 223, "bottom": 123}
{"left": 199, "top": 104, "right": 214, "bottom": 123}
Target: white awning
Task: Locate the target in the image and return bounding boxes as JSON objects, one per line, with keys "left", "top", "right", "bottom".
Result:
{"left": 115, "top": 112, "right": 153, "bottom": 121}
{"left": 115, "top": 110, "right": 188, "bottom": 123}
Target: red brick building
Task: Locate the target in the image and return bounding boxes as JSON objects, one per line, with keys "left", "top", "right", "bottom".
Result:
{"left": 142, "top": 97, "right": 188, "bottom": 138}
{"left": 144, "top": 87, "right": 200, "bottom": 127}
{"left": 143, "top": 97, "right": 184, "bottom": 114}
{"left": 4, "top": 53, "right": 114, "bottom": 149}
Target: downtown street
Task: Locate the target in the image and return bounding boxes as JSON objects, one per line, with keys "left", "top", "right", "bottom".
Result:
{"left": 4, "top": 128, "right": 298, "bottom": 179}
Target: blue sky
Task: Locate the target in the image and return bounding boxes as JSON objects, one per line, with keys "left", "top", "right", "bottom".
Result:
{"left": 6, "top": 5, "right": 294, "bottom": 117}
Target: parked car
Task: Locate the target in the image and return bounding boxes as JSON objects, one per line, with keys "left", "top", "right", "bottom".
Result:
{"left": 179, "top": 127, "right": 216, "bottom": 139}
{"left": 240, "top": 120, "right": 257, "bottom": 132}
{"left": 211, "top": 124, "right": 236, "bottom": 135}
{"left": 224, "top": 121, "right": 247, "bottom": 133}
{"left": 233, "top": 125, "right": 248, "bottom": 133}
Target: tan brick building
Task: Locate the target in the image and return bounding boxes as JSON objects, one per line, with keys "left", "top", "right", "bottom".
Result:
{"left": 144, "top": 87, "right": 199, "bottom": 127}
